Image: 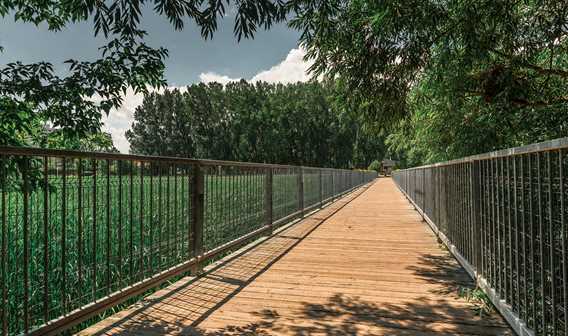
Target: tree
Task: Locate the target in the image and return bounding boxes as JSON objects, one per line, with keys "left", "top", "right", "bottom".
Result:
{"left": 46, "top": 130, "right": 119, "bottom": 153}
{"left": 127, "top": 89, "right": 193, "bottom": 157}
{"left": 291, "top": 0, "right": 568, "bottom": 121}
{"left": 289, "top": 0, "right": 568, "bottom": 163}
{"left": 367, "top": 160, "right": 380, "bottom": 173}
{"left": 126, "top": 80, "right": 386, "bottom": 168}
{"left": 0, "top": 0, "right": 288, "bottom": 147}
{"left": 386, "top": 75, "right": 568, "bottom": 165}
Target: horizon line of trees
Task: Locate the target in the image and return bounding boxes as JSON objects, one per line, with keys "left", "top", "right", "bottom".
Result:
{"left": 126, "top": 80, "right": 387, "bottom": 169}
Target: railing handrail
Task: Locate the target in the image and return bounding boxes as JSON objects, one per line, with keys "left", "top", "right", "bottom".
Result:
{"left": 393, "top": 140, "right": 568, "bottom": 336}
{"left": 399, "top": 137, "right": 568, "bottom": 170}
{"left": 0, "top": 145, "right": 360, "bottom": 171}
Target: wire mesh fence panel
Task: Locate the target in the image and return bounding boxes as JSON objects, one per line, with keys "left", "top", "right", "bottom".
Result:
{"left": 271, "top": 167, "right": 299, "bottom": 226}
{"left": 202, "top": 165, "right": 266, "bottom": 252}
{"left": 0, "top": 146, "right": 375, "bottom": 335}
{"left": 393, "top": 138, "right": 568, "bottom": 336}
{"left": 302, "top": 168, "right": 321, "bottom": 210}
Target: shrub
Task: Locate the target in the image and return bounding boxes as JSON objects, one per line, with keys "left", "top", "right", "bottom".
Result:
{"left": 368, "top": 160, "right": 381, "bottom": 172}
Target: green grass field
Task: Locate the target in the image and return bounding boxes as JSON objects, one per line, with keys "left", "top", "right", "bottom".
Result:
{"left": 0, "top": 161, "right": 358, "bottom": 334}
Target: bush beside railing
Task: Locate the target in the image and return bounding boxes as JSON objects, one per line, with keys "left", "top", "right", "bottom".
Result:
{"left": 393, "top": 138, "right": 568, "bottom": 336}
{"left": 0, "top": 146, "right": 376, "bottom": 335}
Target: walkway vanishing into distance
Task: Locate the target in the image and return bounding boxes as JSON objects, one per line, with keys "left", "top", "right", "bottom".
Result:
{"left": 80, "top": 178, "right": 513, "bottom": 335}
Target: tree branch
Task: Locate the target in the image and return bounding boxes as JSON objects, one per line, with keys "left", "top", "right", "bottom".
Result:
{"left": 489, "top": 48, "right": 568, "bottom": 78}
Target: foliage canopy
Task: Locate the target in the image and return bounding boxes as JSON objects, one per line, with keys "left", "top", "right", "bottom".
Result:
{"left": 293, "top": 0, "right": 568, "bottom": 120}
{"left": 2, "top": 0, "right": 567, "bottom": 165}
{"left": 0, "top": 0, "right": 290, "bottom": 147}
{"left": 291, "top": 0, "right": 568, "bottom": 163}
{"left": 126, "top": 80, "right": 386, "bottom": 168}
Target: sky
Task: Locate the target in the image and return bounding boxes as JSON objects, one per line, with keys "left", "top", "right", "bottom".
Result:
{"left": 0, "top": 7, "right": 312, "bottom": 152}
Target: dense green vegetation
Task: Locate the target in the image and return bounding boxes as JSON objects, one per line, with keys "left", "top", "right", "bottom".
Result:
{"left": 367, "top": 160, "right": 381, "bottom": 173}
{"left": 3, "top": 1, "right": 566, "bottom": 168}
{"left": 292, "top": 1, "right": 568, "bottom": 165}
{"left": 2, "top": 162, "right": 351, "bottom": 334}
{"left": 126, "top": 81, "right": 386, "bottom": 168}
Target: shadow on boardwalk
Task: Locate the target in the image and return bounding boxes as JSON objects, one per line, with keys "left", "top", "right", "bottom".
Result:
{"left": 79, "top": 180, "right": 511, "bottom": 336}
{"left": 80, "top": 186, "right": 368, "bottom": 336}
{"left": 185, "top": 254, "right": 508, "bottom": 336}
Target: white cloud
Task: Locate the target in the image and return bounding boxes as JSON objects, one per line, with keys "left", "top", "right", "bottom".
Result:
{"left": 250, "top": 48, "right": 312, "bottom": 84}
{"left": 105, "top": 47, "right": 312, "bottom": 153}
{"left": 199, "top": 47, "right": 312, "bottom": 85}
{"left": 102, "top": 86, "right": 186, "bottom": 153}
{"left": 101, "top": 90, "right": 142, "bottom": 153}
{"left": 199, "top": 72, "right": 241, "bottom": 84}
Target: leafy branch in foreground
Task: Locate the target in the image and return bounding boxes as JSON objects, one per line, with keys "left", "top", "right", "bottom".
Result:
{"left": 0, "top": 0, "right": 288, "bottom": 147}
{"left": 290, "top": 0, "right": 568, "bottom": 127}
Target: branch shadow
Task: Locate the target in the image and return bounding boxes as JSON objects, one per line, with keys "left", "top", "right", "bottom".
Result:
{"left": 79, "top": 181, "right": 512, "bottom": 336}
{"left": 406, "top": 253, "right": 472, "bottom": 295}
{"left": 185, "top": 252, "right": 513, "bottom": 336}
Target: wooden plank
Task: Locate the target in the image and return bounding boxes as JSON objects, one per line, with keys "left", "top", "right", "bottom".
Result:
{"left": 78, "top": 179, "right": 513, "bottom": 335}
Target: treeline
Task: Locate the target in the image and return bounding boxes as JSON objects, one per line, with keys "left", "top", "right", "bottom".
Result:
{"left": 387, "top": 83, "right": 568, "bottom": 167}
{"left": 286, "top": 1, "right": 568, "bottom": 168}
{"left": 126, "top": 81, "right": 386, "bottom": 168}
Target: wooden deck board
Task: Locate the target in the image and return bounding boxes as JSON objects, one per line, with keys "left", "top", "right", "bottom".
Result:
{"left": 78, "top": 178, "right": 513, "bottom": 335}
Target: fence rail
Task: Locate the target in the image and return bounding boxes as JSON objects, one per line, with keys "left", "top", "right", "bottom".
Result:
{"left": 393, "top": 138, "right": 568, "bottom": 336}
{"left": 0, "top": 146, "right": 376, "bottom": 336}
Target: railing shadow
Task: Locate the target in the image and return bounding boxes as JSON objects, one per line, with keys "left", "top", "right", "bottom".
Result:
{"left": 80, "top": 180, "right": 511, "bottom": 336}
{"left": 79, "top": 187, "right": 368, "bottom": 335}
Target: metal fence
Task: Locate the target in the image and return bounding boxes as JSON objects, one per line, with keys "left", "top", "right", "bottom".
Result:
{"left": 0, "top": 146, "right": 376, "bottom": 336}
{"left": 393, "top": 138, "right": 568, "bottom": 336}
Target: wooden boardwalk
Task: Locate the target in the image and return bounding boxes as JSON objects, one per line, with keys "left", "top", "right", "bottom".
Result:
{"left": 80, "top": 178, "right": 513, "bottom": 335}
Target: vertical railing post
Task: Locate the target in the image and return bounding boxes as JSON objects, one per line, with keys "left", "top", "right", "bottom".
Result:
{"left": 331, "top": 171, "right": 335, "bottom": 201}
{"left": 191, "top": 163, "right": 204, "bottom": 274}
{"left": 319, "top": 170, "right": 323, "bottom": 208}
{"left": 23, "top": 158, "right": 30, "bottom": 334}
{"left": 265, "top": 167, "right": 273, "bottom": 235}
{"left": 298, "top": 167, "right": 304, "bottom": 216}
{"left": 470, "top": 160, "right": 482, "bottom": 276}
{"left": 421, "top": 168, "right": 426, "bottom": 221}
{"left": 0, "top": 156, "right": 5, "bottom": 336}
{"left": 559, "top": 149, "right": 567, "bottom": 334}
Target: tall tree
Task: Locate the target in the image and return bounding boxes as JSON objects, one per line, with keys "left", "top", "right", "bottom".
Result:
{"left": 126, "top": 80, "right": 387, "bottom": 168}
{"left": 127, "top": 89, "right": 194, "bottom": 157}
{"left": 291, "top": 0, "right": 568, "bottom": 122}
{"left": 289, "top": 0, "right": 568, "bottom": 163}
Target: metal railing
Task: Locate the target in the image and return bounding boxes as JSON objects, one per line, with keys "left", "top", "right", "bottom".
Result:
{"left": 0, "top": 146, "right": 376, "bottom": 336}
{"left": 393, "top": 138, "right": 568, "bottom": 336}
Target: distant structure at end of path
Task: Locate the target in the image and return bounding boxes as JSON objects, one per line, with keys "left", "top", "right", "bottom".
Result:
{"left": 380, "top": 159, "right": 397, "bottom": 176}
